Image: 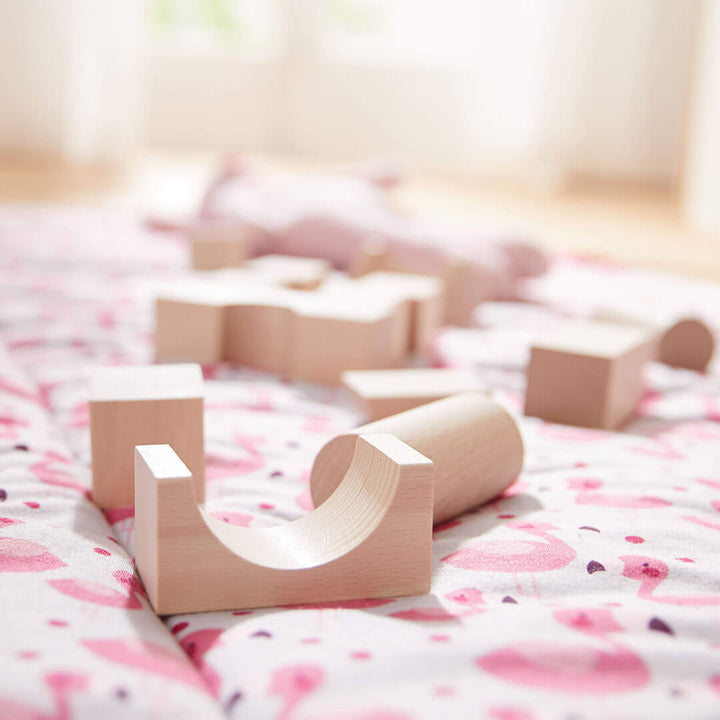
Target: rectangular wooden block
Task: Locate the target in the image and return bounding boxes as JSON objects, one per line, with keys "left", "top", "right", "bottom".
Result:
{"left": 524, "top": 321, "right": 657, "bottom": 429}
{"left": 89, "top": 364, "right": 205, "bottom": 508}
{"left": 190, "top": 220, "right": 248, "bottom": 270}
{"left": 156, "top": 296, "right": 226, "bottom": 364}
{"left": 355, "top": 272, "right": 444, "bottom": 355}
{"left": 342, "top": 368, "right": 486, "bottom": 420}
{"left": 290, "top": 298, "right": 409, "bottom": 383}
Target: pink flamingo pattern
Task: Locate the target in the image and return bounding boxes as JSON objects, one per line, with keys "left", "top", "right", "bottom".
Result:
{"left": 81, "top": 638, "right": 211, "bottom": 693}
{"left": 206, "top": 434, "right": 267, "bottom": 483}
{"left": 567, "top": 478, "right": 671, "bottom": 509}
{"left": 621, "top": 556, "right": 720, "bottom": 605}
{"left": 270, "top": 663, "right": 325, "bottom": 720}
{"left": 0, "top": 537, "right": 66, "bottom": 572}
{"left": 0, "top": 672, "right": 88, "bottom": 720}
{"left": 178, "top": 628, "right": 224, "bottom": 697}
{"left": 30, "top": 451, "right": 89, "bottom": 497}
{"left": 442, "top": 521, "right": 577, "bottom": 574}
{"left": 477, "top": 608, "right": 648, "bottom": 693}
{"left": 48, "top": 570, "right": 146, "bottom": 609}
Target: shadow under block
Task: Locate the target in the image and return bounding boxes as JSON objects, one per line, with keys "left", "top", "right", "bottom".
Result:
{"left": 524, "top": 321, "right": 657, "bottom": 429}
{"left": 342, "top": 368, "right": 486, "bottom": 421}
{"left": 135, "top": 436, "right": 434, "bottom": 614}
{"left": 89, "top": 364, "right": 205, "bottom": 508}
{"left": 310, "top": 392, "right": 523, "bottom": 525}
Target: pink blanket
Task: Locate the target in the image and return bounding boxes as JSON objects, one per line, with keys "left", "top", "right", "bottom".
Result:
{"left": 1, "top": 206, "right": 719, "bottom": 720}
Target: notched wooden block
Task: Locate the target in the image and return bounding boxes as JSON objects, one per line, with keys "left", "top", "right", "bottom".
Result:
{"left": 524, "top": 321, "right": 657, "bottom": 429}
{"left": 89, "top": 364, "right": 205, "bottom": 508}
{"left": 342, "top": 368, "right": 486, "bottom": 420}
{"left": 135, "top": 435, "right": 434, "bottom": 614}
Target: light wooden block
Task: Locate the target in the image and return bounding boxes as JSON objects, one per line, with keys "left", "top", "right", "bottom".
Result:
{"left": 290, "top": 296, "right": 409, "bottom": 383}
{"left": 135, "top": 435, "right": 434, "bottom": 614}
{"left": 89, "top": 364, "right": 205, "bottom": 508}
{"left": 224, "top": 300, "right": 294, "bottom": 373}
{"left": 155, "top": 294, "right": 227, "bottom": 364}
{"left": 189, "top": 220, "right": 248, "bottom": 271}
{"left": 594, "top": 308, "right": 714, "bottom": 372}
{"left": 354, "top": 272, "right": 444, "bottom": 355}
{"left": 342, "top": 368, "right": 486, "bottom": 420}
{"left": 310, "top": 392, "right": 523, "bottom": 525}
{"left": 245, "top": 255, "right": 329, "bottom": 291}
{"left": 348, "top": 239, "right": 390, "bottom": 278}
{"left": 524, "top": 320, "right": 657, "bottom": 429}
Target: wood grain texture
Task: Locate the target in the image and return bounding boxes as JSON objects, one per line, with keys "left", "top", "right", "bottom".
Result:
{"left": 342, "top": 368, "right": 486, "bottom": 420}
{"left": 135, "top": 435, "right": 434, "bottom": 614}
{"left": 310, "top": 392, "right": 523, "bottom": 525}
{"left": 89, "top": 364, "right": 205, "bottom": 508}
{"left": 524, "top": 320, "right": 657, "bottom": 429}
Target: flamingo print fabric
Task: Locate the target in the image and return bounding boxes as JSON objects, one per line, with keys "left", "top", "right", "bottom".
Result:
{"left": 1, "top": 206, "right": 720, "bottom": 720}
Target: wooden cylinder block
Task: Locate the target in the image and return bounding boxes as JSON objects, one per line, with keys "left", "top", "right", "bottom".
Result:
{"left": 310, "top": 392, "right": 523, "bottom": 525}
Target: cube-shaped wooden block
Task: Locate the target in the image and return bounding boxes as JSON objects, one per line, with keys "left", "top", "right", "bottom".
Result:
{"left": 89, "top": 364, "right": 205, "bottom": 508}
{"left": 524, "top": 321, "right": 656, "bottom": 429}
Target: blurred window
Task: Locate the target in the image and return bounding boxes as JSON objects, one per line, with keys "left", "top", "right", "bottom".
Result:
{"left": 148, "top": 0, "right": 284, "bottom": 54}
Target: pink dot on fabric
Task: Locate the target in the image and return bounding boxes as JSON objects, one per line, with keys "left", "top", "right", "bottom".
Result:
{"left": 232, "top": 610, "right": 252, "bottom": 616}
{"left": 94, "top": 547, "right": 111, "bottom": 556}
{"left": 350, "top": 651, "right": 371, "bottom": 660}
{"left": 434, "top": 686, "right": 455, "bottom": 697}
{"left": 301, "top": 638, "right": 322, "bottom": 644}
{"left": 625, "top": 535, "right": 645, "bottom": 544}
{"left": 107, "top": 536, "right": 121, "bottom": 545}
{"left": 18, "top": 650, "right": 38, "bottom": 660}
{"left": 259, "top": 503, "right": 275, "bottom": 510}
{"left": 676, "top": 557, "right": 695, "bottom": 563}
{"left": 673, "top": 486, "right": 688, "bottom": 492}
{"left": 498, "top": 514, "right": 515, "bottom": 519}
{"left": 430, "top": 634, "right": 450, "bottom": 642}
{"left": 24, "top": 501, "right": 40, "bottom": 509}
{"left": 171, "top": 622, "right": 189, "bottom": 635}
{"left": 48, "top": 619, "right": 68, "bottom": 627}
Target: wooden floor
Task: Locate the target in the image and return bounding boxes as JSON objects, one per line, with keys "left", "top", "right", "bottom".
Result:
{"left": 1, "top": 151, "right": 719, "bottom": 283}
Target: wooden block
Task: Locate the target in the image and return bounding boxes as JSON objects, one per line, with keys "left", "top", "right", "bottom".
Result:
{"left": 348, "top": 238, "right": 390, "bottom": 278}
{"left": 224, "top": 300, "right": 294, "bottom": 373}
{"left": 245, "top": 255, "right": 329, "bottom": 291}
{"left": 310, "top": 392, "right": 523, "bottom": 525}
{"left": 135, "top": 435, "right": 434, "bottom": 614}
{"left": 290, "top": 295, "right": 409, "bottom": 383}
{"left": 189, "top": 220, "right": 249, "bottom": 271}
{"left": 524, "top": 320, "right": 657, "bottom": 429}
{"left": 442, "top": 258, "right": 493, "bottom": 326}
{"left": 155, "top": 291, "right": 228, "bottom": 364}
{"left": 342, "top": 368, "right": 486, "bottom": 420}
{"left": 354, "top": 272, "right": 444, "bottom": 355}
{"left": 89, "top": 364, "right": 205, "bottom": 508}
{"left": 594, "top": 307, "right": 714, "bottom": 371}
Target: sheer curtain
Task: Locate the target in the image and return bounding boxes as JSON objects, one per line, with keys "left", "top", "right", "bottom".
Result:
{"left": 0, "top": 0, "right": 144, "bottom": 164}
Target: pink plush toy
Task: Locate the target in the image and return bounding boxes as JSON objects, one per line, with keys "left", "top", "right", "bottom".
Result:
{"left": 154, "top": 156, "right": 547, "bottom": 323}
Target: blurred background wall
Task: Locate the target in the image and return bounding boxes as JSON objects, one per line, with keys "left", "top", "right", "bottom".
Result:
{"left": 0, "top": 0, "right": 718, "bottom": 230}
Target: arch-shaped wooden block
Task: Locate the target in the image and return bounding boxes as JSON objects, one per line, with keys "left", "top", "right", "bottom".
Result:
{"left": 135, "top": 435, "right": 434, "bottom": 614}
{"left": 310, "top": 392, "right": 524, "bottom": 525}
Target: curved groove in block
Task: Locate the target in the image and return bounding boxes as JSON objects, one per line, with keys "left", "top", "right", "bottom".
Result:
{"left": 201, "top": 434, "right": 403, "bottom": 570}
{"left": 135, "top": 434, "right": 434, "bottom": 613}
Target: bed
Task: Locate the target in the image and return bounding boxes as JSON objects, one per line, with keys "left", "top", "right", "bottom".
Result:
{"left": 1, "top": 205, "right": 719, "bottom": 720}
